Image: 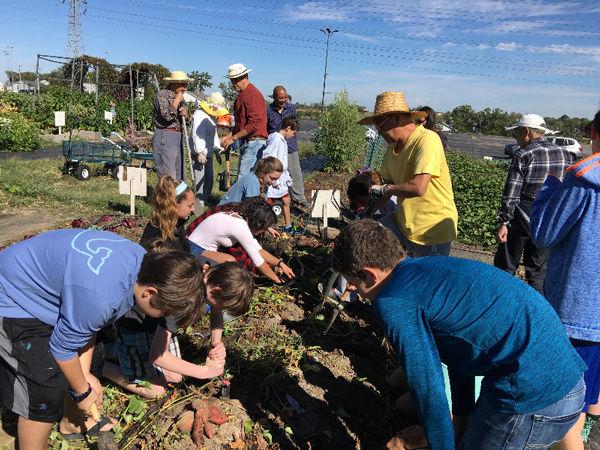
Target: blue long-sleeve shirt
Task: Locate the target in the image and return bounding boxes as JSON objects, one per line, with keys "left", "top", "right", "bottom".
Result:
{"left": 375, "top": 256, "right": 585, "bottom": 450}
{"left": 266, "top": 102, "right": 297, "bottom": 153}
{"left": 0, "top": 229, "right": 145, "bottom": 360}
{"left": 531, "top": 153, "right": 600, "bottom": 342}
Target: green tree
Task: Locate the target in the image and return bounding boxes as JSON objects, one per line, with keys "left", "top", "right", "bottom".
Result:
{"left": 5, "top": 71, "right": 37, "bottom": 82}
{"left": 445, "top": 105, "right": 479, "bottom": 133}
{"left": 187, "top": 71, "right": 212, "bottom": 93}
{"left": 315, "top": 90, "right": 366, "bottom": 173}
{"left": 218, "top": 81, "right": 237, "bottom": 103}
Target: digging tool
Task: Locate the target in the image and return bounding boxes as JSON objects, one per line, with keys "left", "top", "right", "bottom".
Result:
{"left": 181, "top": 116, "right": 197, "bottom": 197}
{"left": 90, "top": 403, "right": 118, "bottom": 450}
{"left": 323, "top": 289, "right": 351, "bottom": 335}
{"left": 224, "top": 147, "right": 231, "bottom": 190}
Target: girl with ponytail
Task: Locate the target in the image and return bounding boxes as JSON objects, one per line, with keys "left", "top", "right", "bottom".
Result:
{"left": 218, "top": 156, "right": 283, "bottom": 205}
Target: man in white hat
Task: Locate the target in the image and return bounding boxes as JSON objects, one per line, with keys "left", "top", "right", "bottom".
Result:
{"left": 360, "top": 91, "right": 458, "bottom": 257}
{"left": 220, "top": 63, "right": 268, "bottom": 177}
{"left": 495, "top": 113, "right": 573, "bottom": 293}
{"left": 152, "top": 70, "right": 192, "bottom": 180}
{"left": 189, "top": 92, "right": 229, "bottom": 209}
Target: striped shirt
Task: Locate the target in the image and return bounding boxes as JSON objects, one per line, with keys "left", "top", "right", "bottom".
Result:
{"left": 498, "top": 139, "right": 573, "bottom": 224}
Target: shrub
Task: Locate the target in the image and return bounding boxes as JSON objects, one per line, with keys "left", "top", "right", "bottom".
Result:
{"left": 446, "top": 150, "right": 507, "bottom": 247}
{"left": 0, "top": 111, "right": 42, "bottom": 152}
{"left": 315, "top": 90, "right": 366, "bottom": 173}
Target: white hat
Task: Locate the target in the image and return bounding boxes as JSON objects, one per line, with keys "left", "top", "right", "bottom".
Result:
{"left": 505, "top": 114, "right": 553, "bottom": 133}
{"left": 225, "top": 63, "right": 252, "bottom": 79}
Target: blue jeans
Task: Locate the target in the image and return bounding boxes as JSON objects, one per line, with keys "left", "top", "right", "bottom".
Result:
{"left": 237, "top": 139, "right": 266, "bottom": 177}
{"left": 459, "top": 376, "right": 585, "bottom": 450}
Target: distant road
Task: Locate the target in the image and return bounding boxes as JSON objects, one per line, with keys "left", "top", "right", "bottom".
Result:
{"left": 0, "top": 120, "right": 591, "bottom": 161}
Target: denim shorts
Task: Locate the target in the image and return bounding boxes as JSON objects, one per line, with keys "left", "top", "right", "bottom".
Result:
{"left": 459, "top": 376, "right": 585, "bottom": 449}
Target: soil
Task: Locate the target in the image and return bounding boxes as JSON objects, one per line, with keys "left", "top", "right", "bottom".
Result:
{"left": 0, "top": 187, "right": 500, "bottom": 450}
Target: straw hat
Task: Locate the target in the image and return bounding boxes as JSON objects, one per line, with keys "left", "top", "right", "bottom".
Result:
{"left": 199, "top": 92, "right": 229, "bottom": 117}
{"left": 163, "top": 71, "right": 192, "bottom": 83}
{"left": 225, "top": 63, "right": 252, "bottom": 79}
{"left": 358, "top": 91, "right": 427, "bottom": 125}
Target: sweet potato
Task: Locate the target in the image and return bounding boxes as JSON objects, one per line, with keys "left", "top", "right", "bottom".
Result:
{"left": 176, "top": 410, "right": 195, "bottom": 433}
{"left": 204, "top": 422, "right": 216, "bottom": 439}
{"left": 192, "top": 406, "right": 209, "bottom": 447}
{"left": 207, "top": 403, "right": 228, "bottom": 425}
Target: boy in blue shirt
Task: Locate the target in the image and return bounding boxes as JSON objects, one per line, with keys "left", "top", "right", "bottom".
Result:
{"left": 331, "top": 219, "right": 585, "bottom": 450}
{"left": 0, "top": 229, "right": 205, "bottom": 449}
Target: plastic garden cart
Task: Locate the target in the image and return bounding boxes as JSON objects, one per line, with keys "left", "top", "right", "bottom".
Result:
{"left": 62, "top": 134, "right": 154, "bottom": 181}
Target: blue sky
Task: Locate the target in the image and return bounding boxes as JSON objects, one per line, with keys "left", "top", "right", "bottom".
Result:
{"left": 2, "top": 0, "right": 600, "bottom": 118}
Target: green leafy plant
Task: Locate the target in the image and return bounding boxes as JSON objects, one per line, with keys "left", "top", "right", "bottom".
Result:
{"left": 446, "top": 150, "right": 507, "bottom": 247}
{"left": 315, "top": 90, "right": 366, "bottom": 173}
{"left": 0, "top": 111, "right": 41, "bottom": 152}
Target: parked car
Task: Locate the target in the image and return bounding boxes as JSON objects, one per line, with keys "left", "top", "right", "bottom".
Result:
{"left": 546, "top": 136, "right": 583, "bottom": 158}
{"left": 504, "top": 143, "right": 521, "bottom": 158}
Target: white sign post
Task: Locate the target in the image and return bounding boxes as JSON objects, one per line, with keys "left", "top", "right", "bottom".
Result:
{"left": 104, "top": 111, "right": 114, "bottom": 124}
{"left": 54, "top": 111, "right": 65, "bottom": 135}
{"left": 310, "top": 189, "right": 341, "bottom": 240}
{"left": 118, "top": 166, "right": 147, "bottom": 216}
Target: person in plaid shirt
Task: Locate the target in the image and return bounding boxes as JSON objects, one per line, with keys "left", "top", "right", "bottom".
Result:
{"left": 494, "top": 114, "right": 574, "bottom": 293}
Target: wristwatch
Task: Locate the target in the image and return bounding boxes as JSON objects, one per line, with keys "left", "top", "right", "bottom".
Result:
{"left": 68, "top": 383, "right": 92, "bottom": 403}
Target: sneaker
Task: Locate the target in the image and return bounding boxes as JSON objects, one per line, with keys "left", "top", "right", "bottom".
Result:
{"left": 282, "top": 224, "right": 293, "bottom": 233}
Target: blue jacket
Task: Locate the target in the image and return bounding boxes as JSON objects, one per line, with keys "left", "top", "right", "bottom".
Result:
{"left": 0, "top": 229, "right": 145, "bottom": 360}
{"left": 218, "top": 172, "right": 261, "bottom": 205}
{"left": 531, "top": 153, "right": 600, "bottom": 342}
{"left": 375, "top": 256, "right": 584, "bottom": 450}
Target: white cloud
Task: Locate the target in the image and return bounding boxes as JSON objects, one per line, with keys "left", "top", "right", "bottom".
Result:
{"left": 281, "top": 2, "right": 353, "bottom": 22}
{"left": 526, "top": 43, "right": 600, "bottom": 57}
{"left": 443, "top": 42, "right": 456, "bottom": 48}
{"left": 496, "top": 42, "right": 522, "bottom": 51}
{"left": 338, "top": 31, "right": 378, "bottom": 43}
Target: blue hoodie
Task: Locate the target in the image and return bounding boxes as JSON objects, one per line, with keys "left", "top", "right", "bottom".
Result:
{"left": 531, "top": 153, "right": 600, "bottom": 342}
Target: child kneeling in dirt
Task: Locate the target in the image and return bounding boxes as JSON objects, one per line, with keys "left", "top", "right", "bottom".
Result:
{"left": 332, "top": 220, "right": 586, "bottom": 450}
{"left": 0, "top": 229, "right": 204, "bottom": 448}
{"left": 101, "top": 262, "right": 254, "bottom": 399}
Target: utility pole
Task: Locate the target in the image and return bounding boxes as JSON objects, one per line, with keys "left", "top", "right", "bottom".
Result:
{"left": 4, "top": 45, "right": 14, "bottom": 85}
{"left": 65, "top": 0, "right": 87, "bottom": 58}
{"left": 18, "top": 65, "right": 21, "bottom": 82}
{"left": 320, "top": 28, "right": 337, "bottom": 113}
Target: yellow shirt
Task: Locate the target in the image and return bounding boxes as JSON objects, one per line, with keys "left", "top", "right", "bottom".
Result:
{"left": 380, "top": 125, "right": 458, "bottom": 245}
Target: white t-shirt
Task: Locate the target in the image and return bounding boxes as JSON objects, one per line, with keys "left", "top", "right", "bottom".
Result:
{"left": 262, "top": 132, "right": 292, "bottom": 198}
{"left": 190, "top": 109, "right": 222, "bottom": 158}
{"left": 188, "top": 212, "right": 265, "bottom": 266}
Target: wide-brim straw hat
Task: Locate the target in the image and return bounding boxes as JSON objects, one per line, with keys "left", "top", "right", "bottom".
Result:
{"left": 163, "top": 71, "right": 192, "bottom": 83}
{"left": 225, "top": 63, "right": 252, "bottom": 79}
{"left": 358, "top": 91, "right": 427, "bottom": 125}
{"left": 199, "top": 92, "right": 229, "bottom": 117}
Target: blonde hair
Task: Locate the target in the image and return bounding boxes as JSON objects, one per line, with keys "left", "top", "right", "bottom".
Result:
{"left": 151, "top": 176, "right": 191, "bottom": 241}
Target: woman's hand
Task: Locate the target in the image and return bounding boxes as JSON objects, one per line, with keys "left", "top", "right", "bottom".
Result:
{"left": 267, "top": 227, "right": 280, "bottom": 238}
{"left": 279, "top": 262, "right": 296, "bottom": 279}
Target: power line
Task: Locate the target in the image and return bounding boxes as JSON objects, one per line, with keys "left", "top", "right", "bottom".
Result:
{"left": 84, "top": 6, "right": 600, "bottom": 77}
{"left": 98, "top": 0, "right": 600, "bottom": 60}
{"left": 87, "top": 13, "right": 597, "bottom": 89}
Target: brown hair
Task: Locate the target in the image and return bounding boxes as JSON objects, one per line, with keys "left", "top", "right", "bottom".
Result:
{"left": 347, "top": 170, "right": 383, "bottom": 211}
{"left": 255, "top": 157, "right": 284, "bottom": 191}
{"left": 151, "top": 176, "right": 192, "bottom": 241}
{"left": 137, "top": 248, "right": 204, "bottom": 328}
{"left": 331, "top": 219, "right": 405, "bottom": 279}
{"left": 281, "top": 117, "right": 299, "bottom": 131}
{"left": 228, "top": 197, "right": 277, "bottom": 235}
{"left": 205, "top": 262, "right": 254, "bottom": 316}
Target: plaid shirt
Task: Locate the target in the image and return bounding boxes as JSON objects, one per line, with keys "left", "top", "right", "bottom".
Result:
{"left": 153, "top": 89, "right": 181, "bottom": 129}
{"left": 498, "top": 139, "right": 573, "bottom": 224}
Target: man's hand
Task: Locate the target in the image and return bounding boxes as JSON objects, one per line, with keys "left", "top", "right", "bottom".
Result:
{"left": 76, "top": 387, "right": 101, "bottom": 417}
{"left": 220, "top": 135, "right": 234, "bottom": 149}
{"left": 496, "top": 224, "right": 508, "bottom": 243}
{"left": 84, "top": 373, "right": 103, "bottom": 407}
{"left": 204, "top": 356, "right": 225, "bottom": 378}
{"left": 386, "top": 426, "right": 429, "bottom": 450}
{"left": 179, "top": 106, "right": 188, "bottom": 119}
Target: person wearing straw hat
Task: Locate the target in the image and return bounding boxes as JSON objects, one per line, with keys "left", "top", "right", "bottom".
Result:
{"left": 220, "top": 63, "right": 268, "bottom": 177}
{"left": 153, "top": 70, "right": 192, "bottom": 180}
{"left": 494, "top": 114, "right": 573, "bottom": 294}
{"left": 359, "top": 91, "right": 457, "bottom": 257}
{"left": 190, "top": 92, "right": 229, "bottom": 210}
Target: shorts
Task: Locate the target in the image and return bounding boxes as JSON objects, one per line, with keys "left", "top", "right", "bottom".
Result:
{"left": 0, "top": 317, "right": 67, "bottom": 422}
{"left": 104, "top": 325, "right": 181, "bottom": 384}
{"left": 571, "top": 339, "right": 600, "bottom": 411}
{"left": 188, "top": 239, "right": 207, "bottom": 256}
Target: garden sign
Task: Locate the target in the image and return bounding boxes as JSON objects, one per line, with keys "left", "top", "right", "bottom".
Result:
{"left": 118, "top": 166, "right": 147, "bottom": 216}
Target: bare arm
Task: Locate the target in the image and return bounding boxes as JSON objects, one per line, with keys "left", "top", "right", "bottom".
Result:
{"left": 385, "top": 173, "right": 432, "bottom": 198}
{"left": 149, "top": 327, "right": 223, "bottom": 379}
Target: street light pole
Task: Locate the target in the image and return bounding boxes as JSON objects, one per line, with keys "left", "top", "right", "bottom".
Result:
{"left": 320, "top": 28, "right": 337, "bottom": 113}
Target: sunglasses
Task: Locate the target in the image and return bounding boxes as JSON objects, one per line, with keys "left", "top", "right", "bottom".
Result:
{"left": 375, "top": 115, "right": 394, "bottom": 131}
